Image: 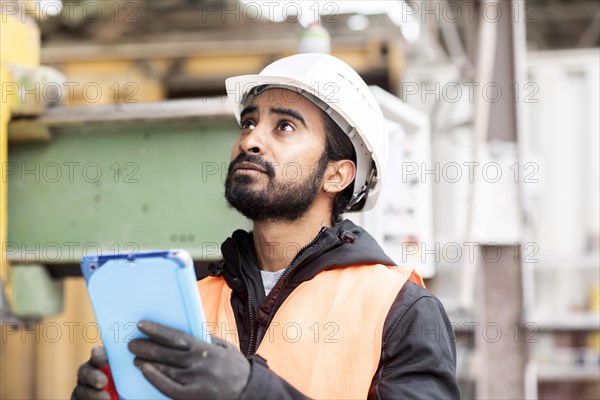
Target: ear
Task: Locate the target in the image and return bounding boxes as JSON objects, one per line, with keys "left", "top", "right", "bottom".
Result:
{"left": 322, "top": 160, "right": 356, "bottom": 194}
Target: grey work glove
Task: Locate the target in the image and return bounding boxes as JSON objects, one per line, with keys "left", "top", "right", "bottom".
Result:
{"left": 128, "top": 320, "right": 251, "bottom": 400}
{"left": 71, "top": 346, "right": 110, "bottom": 400}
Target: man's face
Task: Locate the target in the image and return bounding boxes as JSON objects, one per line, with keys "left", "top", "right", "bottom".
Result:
{"left": 224, "top": 88, "right": 329, "bottom": 222}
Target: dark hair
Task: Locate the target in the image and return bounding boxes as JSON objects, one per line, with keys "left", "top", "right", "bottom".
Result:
{"left": 321, "top": 110, "right": 356, "bottom": 224}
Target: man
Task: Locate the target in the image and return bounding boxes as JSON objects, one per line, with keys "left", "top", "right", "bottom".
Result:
{"left": 73, "top": 54, "right": 460, "bottom": 399}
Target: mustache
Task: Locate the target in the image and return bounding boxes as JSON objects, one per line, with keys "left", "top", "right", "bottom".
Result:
{"left": 228, "top": 154, "right": 276, "bottom": 178}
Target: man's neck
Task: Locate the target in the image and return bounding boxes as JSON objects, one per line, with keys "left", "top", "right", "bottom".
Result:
{"left": 252, "top": 205, "right": 333, "bottom": 272}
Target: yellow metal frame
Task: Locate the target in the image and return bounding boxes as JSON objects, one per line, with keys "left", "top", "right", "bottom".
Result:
{"left": 1, "top": 65, "right": 10, "bottom": 302}
{"left": 1, "top": 10, "right": 42, "bottom": 399}
{"left": 1, "top": 9, "right": 41, "bottom": 311}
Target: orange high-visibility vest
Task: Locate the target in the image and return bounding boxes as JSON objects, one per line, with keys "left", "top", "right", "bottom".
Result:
{"left": 198, "top": 264, "right": 424, "bottom": 399}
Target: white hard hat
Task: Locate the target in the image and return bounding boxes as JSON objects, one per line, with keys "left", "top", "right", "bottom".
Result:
{"left": 225, "top": 53, "right": 388, "bottom": 212}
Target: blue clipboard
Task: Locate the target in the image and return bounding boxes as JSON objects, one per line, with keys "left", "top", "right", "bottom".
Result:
{"left": 81, "top": 249, "right": 210, "bottom": 400}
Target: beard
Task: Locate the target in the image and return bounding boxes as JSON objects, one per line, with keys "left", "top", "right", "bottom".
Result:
{"left": 224, "top": 152, "right": 329, "bottom": 222}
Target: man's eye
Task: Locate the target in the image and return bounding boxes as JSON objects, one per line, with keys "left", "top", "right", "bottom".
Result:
{"left": 278, "top": 122, "right": 294, "bottom": 132}
{"left": 241, "top": 120, "right": 255, "bottom": 130}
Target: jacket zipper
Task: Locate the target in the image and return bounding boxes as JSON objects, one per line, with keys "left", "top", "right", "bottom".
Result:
{"left": 231, "top": 243, "right": 257, "bottom": 358}
{"left": 248, "top": 227, "right": 328, "bottom": 356}
{"left": 244, "top": 285, "right": 256, "bottom": 357}
{"left": 273, "top": 227, "right": 327, "bottom": 290}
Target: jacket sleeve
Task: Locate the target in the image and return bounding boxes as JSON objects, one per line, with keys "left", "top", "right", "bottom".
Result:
{"left": 369, "top": 282, "right": 461, "bottom": 400}
{"left": 239, "top": 355, "right": 310, "bottom": 400}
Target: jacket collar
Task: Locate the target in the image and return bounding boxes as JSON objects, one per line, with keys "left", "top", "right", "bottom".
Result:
{"left": 215, "top": 220, "right": 395, "bottom": 301}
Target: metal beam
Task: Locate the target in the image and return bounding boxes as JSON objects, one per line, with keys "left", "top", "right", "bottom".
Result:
{"left": 476, "top": 244, "right": 526, "bottom": 398}
{"left": 9, "top": 98, "right": 232, "bottom": 142}
{"left": 473, "top": 1, "right": 527, "bottom": 398}
{"left": 6, "top": 117, "right": 250, "bottom": 264}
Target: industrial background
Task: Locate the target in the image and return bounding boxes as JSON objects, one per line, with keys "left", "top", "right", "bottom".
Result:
{"left": 1, "top": 0, "right": 599, "bottom": 399}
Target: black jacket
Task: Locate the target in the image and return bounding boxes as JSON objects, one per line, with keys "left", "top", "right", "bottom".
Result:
{"left": 209, "top": 220, "right": 460, "bottom": 399}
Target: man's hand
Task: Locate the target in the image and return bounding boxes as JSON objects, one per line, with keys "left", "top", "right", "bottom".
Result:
{"left": 71, "top": 346, "right": 110, "bottom": 400}
{"left": 128, "top": 320, "right": 250, "bottom": 400}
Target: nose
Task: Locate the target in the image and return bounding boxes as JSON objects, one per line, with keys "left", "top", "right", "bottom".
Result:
{"left": 238, "top": 126, "right": 266, "bottom": 156}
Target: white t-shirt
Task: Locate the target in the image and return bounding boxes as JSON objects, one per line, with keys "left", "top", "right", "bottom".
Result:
{"left": 260, "top": 269, "right": 285, "bottom": 296}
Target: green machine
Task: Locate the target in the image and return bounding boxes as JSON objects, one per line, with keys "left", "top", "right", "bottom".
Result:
{"left": 6, "top": 99, "right": 250, "bottom": 316}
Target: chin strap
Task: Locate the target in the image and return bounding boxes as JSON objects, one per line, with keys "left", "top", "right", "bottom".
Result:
{"left": 346, "top": 165, "right": 377, "bottom": 211}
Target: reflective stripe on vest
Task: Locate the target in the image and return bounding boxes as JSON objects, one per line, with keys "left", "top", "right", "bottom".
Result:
{"left": 198, "top": 265, "right": 424, "bottom": 399}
